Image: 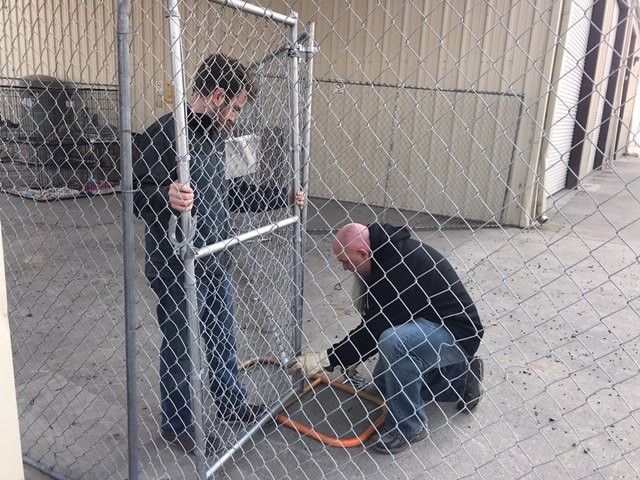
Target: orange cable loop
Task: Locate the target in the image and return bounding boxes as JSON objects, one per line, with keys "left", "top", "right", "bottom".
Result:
{"left": 240, "top": 357, "right": 387, "bottom": 448}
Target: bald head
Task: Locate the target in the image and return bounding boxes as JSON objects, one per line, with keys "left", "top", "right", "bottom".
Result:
{"left": 334, "top": 223, "right": 370, "bottom": 250}
{"left": 332, "top": 223, "right": 372, "bottom": 277}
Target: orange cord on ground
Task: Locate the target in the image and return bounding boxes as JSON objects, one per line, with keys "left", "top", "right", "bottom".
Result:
{"left": 240, "top": 357, "right": 387, "bottom": 448}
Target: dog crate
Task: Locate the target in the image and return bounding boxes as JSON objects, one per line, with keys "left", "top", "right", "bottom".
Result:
{"left": 0, "top": 77, "right": 120, "bottom": 191}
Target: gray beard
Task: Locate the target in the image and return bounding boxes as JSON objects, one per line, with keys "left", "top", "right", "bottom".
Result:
{"left": 352, "top": 275, "right": 368, "bottom": 315}
{"left": 216, "top": 122, "right": 234, "bottom": 139}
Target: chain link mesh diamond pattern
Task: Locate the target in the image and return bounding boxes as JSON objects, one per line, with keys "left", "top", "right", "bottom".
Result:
{"left": 1, "top": 1, "right": 638, "bottom": 479}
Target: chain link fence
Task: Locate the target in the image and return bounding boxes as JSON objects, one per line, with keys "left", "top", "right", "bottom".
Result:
{"left": 1, "top": 0, "right": 639, "bottom": 479}
{"left": 305, "top": 80, "right": 524, "bottom": 231}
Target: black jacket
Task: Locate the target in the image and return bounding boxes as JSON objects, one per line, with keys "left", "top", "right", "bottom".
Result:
{"left": 327, "top": 223, "right": 483, "bottom": 368}
{"left": 133, "top": 109, "right": 289, "bottom": 279}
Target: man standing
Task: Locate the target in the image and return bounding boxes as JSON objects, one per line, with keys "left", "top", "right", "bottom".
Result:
{"left": 134, "top": 54, "right": 303, "bottom": 455}
{"left": 288, "top": 222, "right": 484, "bottom": 454}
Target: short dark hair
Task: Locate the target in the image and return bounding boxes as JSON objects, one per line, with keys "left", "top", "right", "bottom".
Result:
{"left": 193, "top": 53, "right": 258, "bottom": 101}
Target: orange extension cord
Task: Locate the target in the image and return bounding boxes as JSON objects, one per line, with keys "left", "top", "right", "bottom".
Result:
{"left": 241, "top": 357, "right": 387, "bottom": 448}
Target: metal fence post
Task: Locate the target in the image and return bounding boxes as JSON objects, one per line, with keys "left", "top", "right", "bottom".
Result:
{"left": 116, "top": 0, "right": 139, "bottom": 479}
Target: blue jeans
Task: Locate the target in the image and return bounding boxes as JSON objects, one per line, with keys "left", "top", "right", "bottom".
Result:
{"left": 373, "top": 318, "right": 469, "bottom": 436}
{"left": 150, "top": 273, "right": 246, "bottom": 433}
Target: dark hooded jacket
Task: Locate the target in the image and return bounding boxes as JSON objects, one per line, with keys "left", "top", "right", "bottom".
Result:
{"left": 133, "top": 109, "right": 288, "bottom": 279}
{"left": 327, "top": 223, "right": 483, "bottom": 368}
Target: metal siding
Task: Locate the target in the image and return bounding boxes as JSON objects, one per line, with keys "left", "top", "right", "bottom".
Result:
{"left": 480, "top": 4, "right": 508, "bottom": 91}
{"left": 544, "top": 0, "right": 592, "bottom": 195}
{"left": 0, "top": 1, "right": 34, "bottom": 77}
{"left": 123, "top": 0, "right": 558, "bottom": 224}
{"left": 59, "top": 2, "right": 72, "bottom": 79}
{"left": 130, "top": 0, "right": 171, "bottom": 131}
{"left": 0, "top": 1, "right": 116, "bottom": 83}
{"left": 53, "top": 2, "right": 70, "bottom": 79}
{"left": 1, "top": 3, "right": 13, "bottom": 76}
{"left": 499, "top": 1, "right": 561, "bottom": 226}
{"left": 292, "top": 1, "right": 558, "bottom": 224}
{"left": 407, "top": 2, "right": 444, "bottom": 86}
{"left": 291, "top": 1, "right": 524, "bottom": 89}
{"left": 459, "top": 2, "right": 487, "bottom": 90}
{"left": 0, "top": 0, "right": 565, "bottom": 225}
{"left": 67, "top": 1, "right": 117, "bottom": 84}
{"left": 384, "top": 90, "right": 521, "bottom": 222}
{"left": 309, "top": 81, "right": 393, "bottom": 206}
{"left": 460, "top": 96, "right": 498, "bottom": 220}
{"left": 376, "top": 1, "right": 403, "bottom": 85}
{"left": 95, "top": 2, "right": 118, "bottom": 84}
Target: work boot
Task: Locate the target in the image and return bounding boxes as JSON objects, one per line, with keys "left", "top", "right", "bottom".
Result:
{"left": 456, "top": 356, "right": 484, "bottom": 412}
{"left": 160, "top": 428, "right": 223, "bottom": 455}
{"left": 217, "top": 403, "right": 271, "bottom": 424}
{"left": 372, "top": 427, "right": 428, "bottom": 454}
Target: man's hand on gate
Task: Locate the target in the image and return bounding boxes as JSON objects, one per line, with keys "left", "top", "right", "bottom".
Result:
{"left": 289, "top": 189, "right": 305, "bottom": 209}
{"left": 287, "top": 350, "right": 330, "bottom": 377}
{"left": 169, "top": 181, "right": 194, "bottom": 212}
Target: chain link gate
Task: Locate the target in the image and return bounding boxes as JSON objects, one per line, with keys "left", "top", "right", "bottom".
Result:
{"left": 1, "top": 1, "right": 639, "bottom": 480}
{"left": 121, "top": 1, "right": 313, "bottom": 478}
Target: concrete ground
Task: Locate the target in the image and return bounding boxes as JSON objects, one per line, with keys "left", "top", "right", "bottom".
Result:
{"left": 10, "top": 154, "right": 640, "bottom": 479}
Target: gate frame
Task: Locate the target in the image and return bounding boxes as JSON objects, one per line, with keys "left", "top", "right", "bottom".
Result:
{"left": 118, "top": 0, "right": 316, "bottom": 478}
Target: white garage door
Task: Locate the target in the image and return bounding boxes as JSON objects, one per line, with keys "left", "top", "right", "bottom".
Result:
{"left": 544, "top": 0, "right": 592, "bottom": 195}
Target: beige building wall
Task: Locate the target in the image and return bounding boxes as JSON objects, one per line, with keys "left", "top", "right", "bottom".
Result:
{"left": 0, "top": 222, "right": 24, "bottom": 480}
{"left": 290, "top": 0, "right": 564, "bottom": 226}
{"left": 0, "top": 0, "right": 116, "bottom": 84}
{"left": 0, "top": 0, "right": 635, "bottom": 226}
{"left": 82, "top": 0, "right": 561, "bottom": 226}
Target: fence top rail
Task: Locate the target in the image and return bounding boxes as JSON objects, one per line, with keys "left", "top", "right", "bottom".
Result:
{"left": 316, "top": 77, "right": 525, "bottom": 99}
{"left": 208, "top": 0, "right": 298, "bottom": 26}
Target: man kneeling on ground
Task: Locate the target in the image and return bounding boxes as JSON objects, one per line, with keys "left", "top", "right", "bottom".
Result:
{"left": 288, "top": 222, "right": 485, "bottom": 454}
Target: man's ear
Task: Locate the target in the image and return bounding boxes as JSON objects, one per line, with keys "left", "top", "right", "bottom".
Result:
{"left": 210, "top": 87, "right": 226, "bottom": 107}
